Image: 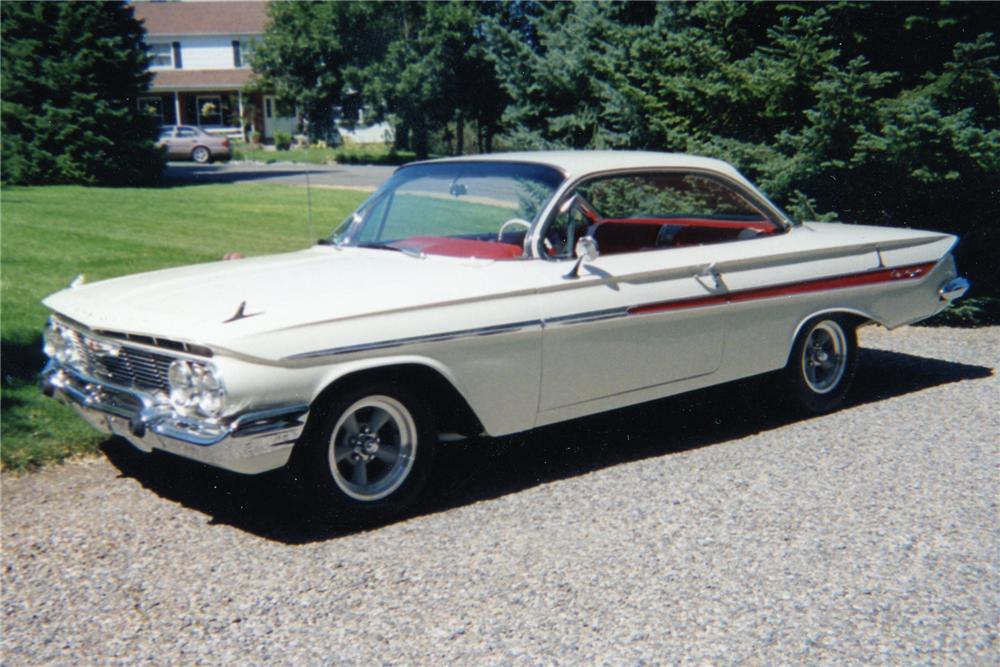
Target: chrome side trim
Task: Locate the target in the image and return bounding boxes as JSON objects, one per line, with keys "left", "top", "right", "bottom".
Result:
{"left": 544, "top": 307, "right": 629, "bottom": 326}
{"left": 289, "top": 309, "right": 641, "bottom": 360}
{"left": 938, "top": 277, "right": 970, "bottom": 302}
{"left": 289, "top": 262, "right": 948, "bottom": 361}
{"left": 287, "top": 319, "right": 543, "bottom": 360}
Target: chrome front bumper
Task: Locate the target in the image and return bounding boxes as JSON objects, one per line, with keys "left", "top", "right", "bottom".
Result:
{"left": 41, "top": 363, "right": 308, "bottom": 474}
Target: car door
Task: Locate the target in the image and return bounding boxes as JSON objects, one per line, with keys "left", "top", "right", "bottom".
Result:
{"left": 535, "top": 171, "right": 783, "bottom": 415}
{"left": 157, "top": 127, "right": 175, "bottom": 155}
{"left": 172, "top": 126, "right": 199, "bottom": 159}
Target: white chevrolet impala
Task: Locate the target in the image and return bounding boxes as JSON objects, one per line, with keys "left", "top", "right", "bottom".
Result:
{"left": 41, "top": 152, "right": 969, "bottom": 523}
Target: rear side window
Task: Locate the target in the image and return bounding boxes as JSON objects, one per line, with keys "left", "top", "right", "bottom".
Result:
{"left": 545, "top": 172, "right": 778, "bottom": 258}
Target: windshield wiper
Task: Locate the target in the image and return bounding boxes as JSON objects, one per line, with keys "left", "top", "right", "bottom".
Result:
{"left": 357, "top": 242, "right": 426, "bottom": 259}
{"left": 356, "top": 242, "right": 403, "bottom": 252}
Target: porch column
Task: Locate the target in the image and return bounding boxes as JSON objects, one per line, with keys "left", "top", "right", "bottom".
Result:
{"left": 237, "top": 90, "right": 246, "bottom": 142}
{"left": 173, "top": 91, "right": 181, "bottom": 125}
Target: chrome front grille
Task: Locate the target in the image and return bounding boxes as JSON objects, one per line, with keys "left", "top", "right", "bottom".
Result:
{"left": 65, "top": 328, "right": 175, "bottom": 393}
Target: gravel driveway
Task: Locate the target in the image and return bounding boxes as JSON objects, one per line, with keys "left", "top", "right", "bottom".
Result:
{"left": 3, "top": 326, "right": 998, "bottom": 665}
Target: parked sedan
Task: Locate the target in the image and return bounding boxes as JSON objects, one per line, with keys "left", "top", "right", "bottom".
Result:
{"left": 158, "top": 125, "right": 231, "bottom": 163}
{"left": 40, "top": 152, "right": 969, "bottom": 524}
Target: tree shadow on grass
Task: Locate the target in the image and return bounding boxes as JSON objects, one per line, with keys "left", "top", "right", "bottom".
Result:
{"left": 2, "top": 336, "right": 47, "bottom": 429}
{"left": 1, "top": 336, "right": 46, "bottom": 384}
{"left": 98, "top": 346, "right": 994, "bottom": 544}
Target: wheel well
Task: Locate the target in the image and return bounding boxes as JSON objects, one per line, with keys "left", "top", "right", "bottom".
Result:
{"left": 792, "top": 310, "right": 870, "bottom": 343}
{"left": 784, "top": 310, "right": 870, "bottom": 367}
{"left": 307, "top": 364, "right": 484, "bottom": 438}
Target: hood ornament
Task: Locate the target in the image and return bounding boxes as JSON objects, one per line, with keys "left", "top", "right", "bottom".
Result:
{"left": 223, "top": 301, "right": 263, "bottom": 324}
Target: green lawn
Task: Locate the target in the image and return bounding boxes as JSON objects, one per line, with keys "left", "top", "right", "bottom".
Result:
{"left": 1, "top": 183, "right": 366, "bottom": 471}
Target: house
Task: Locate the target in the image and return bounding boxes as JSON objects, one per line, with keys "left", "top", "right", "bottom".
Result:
{"left": 132, "top": 0, "right": 295, "bottom": 141}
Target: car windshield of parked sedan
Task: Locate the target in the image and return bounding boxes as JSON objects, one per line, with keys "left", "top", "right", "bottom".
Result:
{"left": 327, "top": 162, "right": 564, "bottom": 259}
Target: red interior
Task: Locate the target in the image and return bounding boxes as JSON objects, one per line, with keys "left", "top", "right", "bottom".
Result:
{"left": 388, "top": 236, "right": 522, "bottom": 259}
{"left": 591, "top": 216, "right": 775, "bottom": 255}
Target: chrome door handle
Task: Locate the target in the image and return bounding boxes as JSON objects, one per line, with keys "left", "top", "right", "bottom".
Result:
{"left": 694, "top": 263, "right": 722, "bottom": 289}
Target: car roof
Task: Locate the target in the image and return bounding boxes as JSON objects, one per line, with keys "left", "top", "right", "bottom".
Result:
{"left": 415, "top": 150, "right": 745, "bottom": 181}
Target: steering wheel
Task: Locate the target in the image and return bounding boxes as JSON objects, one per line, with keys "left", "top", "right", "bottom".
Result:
{"left": 497, "top": 218, "right": 531, "bottom": 241}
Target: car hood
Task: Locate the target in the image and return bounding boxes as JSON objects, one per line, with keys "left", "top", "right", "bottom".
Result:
{"left": 43, "top": 247, "right": 541, "bottom": 351}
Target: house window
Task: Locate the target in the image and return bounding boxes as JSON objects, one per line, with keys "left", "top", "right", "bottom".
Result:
{"left": 148, "top": 43, "right": 172, "bottom": 68}
{"left": 139, "top": 96, "right": 164, "bottom": 122}
{"left": 197, "top": 95, "right": 223, "bottom": 126}
{"left": 172, "top": 42, "right": 182, "bottom": 69}
{"left": 232, "top": 40, "right": 254, "bottom": 69}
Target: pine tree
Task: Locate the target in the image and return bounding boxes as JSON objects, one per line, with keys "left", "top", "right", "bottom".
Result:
{"left": 1, "top": 1, "right": 162, "bottom": 186}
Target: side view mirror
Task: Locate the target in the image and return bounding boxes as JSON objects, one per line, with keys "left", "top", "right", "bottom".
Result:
{"left": 575, "top": 235, "right": 599, "bottom": 262}
{"left": 563, "top": 235, "right": 599, "bottom": 280}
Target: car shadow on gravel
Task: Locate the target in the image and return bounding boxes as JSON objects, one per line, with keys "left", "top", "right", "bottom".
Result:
{"left": 99, "top": 346, "right": 992, "bottom": 543}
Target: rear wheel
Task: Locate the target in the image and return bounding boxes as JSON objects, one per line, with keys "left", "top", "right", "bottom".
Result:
{"left": 783, "top": 316, "right": 858, "bottom": 414}
{"left": 292, "top": 381, "right": 436, "bottom": 525}
{"left": 191, "top": 146, "right": 212, "bottom": 163}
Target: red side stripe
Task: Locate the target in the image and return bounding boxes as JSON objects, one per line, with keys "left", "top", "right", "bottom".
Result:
{"left": 628, "top": 262, "right": 936, "bottom": 316}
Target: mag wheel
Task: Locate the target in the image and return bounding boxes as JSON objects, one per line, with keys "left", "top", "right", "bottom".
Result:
{"left": 784, "top": 316, "right": 858, "bottom": 414}
{"left": 293, "top": 381, "right": 435, "bottom": 525}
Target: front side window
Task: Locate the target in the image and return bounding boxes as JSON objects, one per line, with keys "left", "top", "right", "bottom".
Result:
{"left": 544, "top": 172, "right": 779, "bottom": 258}
{"left": 328, "top": 162, "right": 564, "bottom": 259}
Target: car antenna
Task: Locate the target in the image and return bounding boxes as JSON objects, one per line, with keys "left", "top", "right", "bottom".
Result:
{"left": 305, "top": 150, "right": 315, "bottom": 244}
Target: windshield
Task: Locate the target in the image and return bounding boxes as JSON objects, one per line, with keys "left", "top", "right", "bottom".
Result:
{"left": 328, "top": 161, "right": 564, "bottom": 259}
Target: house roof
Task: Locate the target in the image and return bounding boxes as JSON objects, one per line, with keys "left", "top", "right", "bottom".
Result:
{"left": 149, "top": 69, "right": 255, "bottom": 91}
{"left": 133, "top": 1, "right": 268, "bottom": 36}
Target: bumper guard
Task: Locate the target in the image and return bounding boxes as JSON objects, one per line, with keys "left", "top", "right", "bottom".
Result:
{"left": 41, "top": 363, "right": 308, "bottom": 474}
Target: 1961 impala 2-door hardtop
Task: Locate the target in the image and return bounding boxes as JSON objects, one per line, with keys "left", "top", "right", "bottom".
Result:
{"left": 41, "top": 151, "right": 969, "bottom": 523}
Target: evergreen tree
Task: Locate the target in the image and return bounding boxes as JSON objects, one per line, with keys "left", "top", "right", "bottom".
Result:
{"left": 489, "top": 1, "right": 999, "bottom": 301}
{"left": 1, "top": 1, "right": 162, "bottom": 186}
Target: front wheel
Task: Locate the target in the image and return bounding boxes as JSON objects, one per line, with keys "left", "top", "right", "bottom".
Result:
{"left": 783, "top": 316, "right": 858, "bottom": 414}
{"left": 291, "top": 381, "right": 436, "bottom": 525}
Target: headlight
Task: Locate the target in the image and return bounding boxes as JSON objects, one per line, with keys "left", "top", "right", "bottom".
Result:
{"left": 168, "top": 359, "right": 226, "bottom": 418}
{"left": 43, "top": 319, "right": 83, "bottom": 368}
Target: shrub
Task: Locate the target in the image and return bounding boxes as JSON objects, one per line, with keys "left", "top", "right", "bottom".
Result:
{"left": 274, "top": 131, "right": 292, "bottom": 151}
